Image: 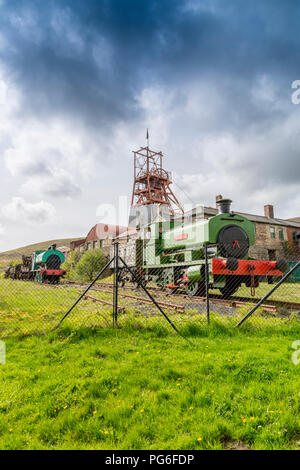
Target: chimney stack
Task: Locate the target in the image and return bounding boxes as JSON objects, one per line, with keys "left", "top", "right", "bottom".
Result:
{"left": 216, "top": 198, "right": 232, "bottom": 214}
{"left": 264, "top": 204, "right": 274, "bottom": 219}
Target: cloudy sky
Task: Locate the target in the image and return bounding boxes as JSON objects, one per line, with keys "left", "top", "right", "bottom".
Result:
{"left": 0, "top": 0, "right": 300, "bottom": 251}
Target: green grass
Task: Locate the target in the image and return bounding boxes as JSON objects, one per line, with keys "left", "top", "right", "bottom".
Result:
{"left": 1, "top": 278, "right": 300, "bottom": 337}
{"left": 0, "top": 279, "right": 299, "bottom": 450}
{"left": 224, "top": 281, "right": 300, "bottom": 303}
{"left": 0, "top": 279, "right": 116, "bottom": 336}
{"left": 0, "top": 325, "right": 299, "bottom": 450}
{"left": 1, "top": 278, "right": 299, "bottom": 338}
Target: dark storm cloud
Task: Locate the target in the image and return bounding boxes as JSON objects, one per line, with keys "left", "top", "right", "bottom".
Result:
{"left": 1, "top": 0, "right": 300, "bottom": 130}
{"left": 0, "top": 0, "right": 300, "bottom": 251}
{"left": 1, "top": 0, "right": 300, "bottom": 203}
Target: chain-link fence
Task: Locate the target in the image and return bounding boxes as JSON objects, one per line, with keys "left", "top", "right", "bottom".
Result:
{"left": 0, "top": 235, "right": 299, "bottom": 339}
{"left": 0, "top": 247, "right": 115, "bottom": 337}
{"left": 111, "top": 240, "right": 300, "bottom": 331}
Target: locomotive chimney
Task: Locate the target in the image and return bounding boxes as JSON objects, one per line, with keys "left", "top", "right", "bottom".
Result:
{"left": 264, "top": 204, "right": 274, "bottom": 219}
{"left": 216, "top": 198, "right": 232, "bottom": 214}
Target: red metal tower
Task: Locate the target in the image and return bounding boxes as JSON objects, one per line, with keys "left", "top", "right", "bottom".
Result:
{"left": 131, "top": 145, "right": 183, "bottom": 216}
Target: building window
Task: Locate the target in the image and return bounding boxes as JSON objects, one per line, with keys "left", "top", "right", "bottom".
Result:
{"left": 93, "top": 241, "right": 98, "bottom": 249}
{"left": 100, "top": 239, "right": 104, "bottom": 248}
{"left": 270, "top": 227, "right": 276, "bottom": 239}
{"left": 278, "top": 228, "right": 284, "bottom": 240}
{"left": 87, "top": 242, "right": 91, "bottom": 250}
{"left": 293, "top": 231, "right": 298, "bottom": 243}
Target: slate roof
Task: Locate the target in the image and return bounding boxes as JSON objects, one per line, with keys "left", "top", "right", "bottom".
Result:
{"left": 184, "top": 205, "right": 300, "bottom": 229}
{"left": 86, "top": 223, "right": 134, "bottom": 241}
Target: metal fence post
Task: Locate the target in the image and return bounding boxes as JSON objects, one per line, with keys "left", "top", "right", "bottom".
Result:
{"left": 204, "top": 244, "right": 210, "bottom": 324}
{"left": 113, "top": 242, "right": 119, "bottom": 327}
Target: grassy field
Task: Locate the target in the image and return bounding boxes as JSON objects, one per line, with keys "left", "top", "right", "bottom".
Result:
{"left": 0, "top": 278, "right": 300, "bottom": 337}
{"left": 0, "top": 279, "right": 115, "bottom": 336}
{"left": 0, "top": 279, "right": 299, "bottom": 450}
{"left": 210, "top": 279, "right": 300, "bottom": 303}
{"left": 0, "top": 324, "right": 299, "bottom": 450}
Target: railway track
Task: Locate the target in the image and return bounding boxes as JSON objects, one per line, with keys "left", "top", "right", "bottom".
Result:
{"left": 60, "top": 280, "right": 300, "bottom": 313}
{"left": 92, "top": 283, "right": 300, "bottom": 312}
{"left": 87, "top": 285, "right": 278, "bottom": 314}
{"left": 83, "top": 286, "right": 278, "bottom": 314}
{"left": 9, "top": 279, "right": 299, "bottom": 314}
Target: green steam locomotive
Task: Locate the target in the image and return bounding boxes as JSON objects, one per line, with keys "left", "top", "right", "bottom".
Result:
{"left": 118, "top": 199, "right": 288, "bottom": 297}
{"left": 5, "top": 244, "right": 67, "bottom": 284}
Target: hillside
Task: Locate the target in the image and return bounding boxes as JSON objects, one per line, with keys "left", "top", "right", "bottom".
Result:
{"left": 0, "top": 238, "right": 84, "bottom": 260}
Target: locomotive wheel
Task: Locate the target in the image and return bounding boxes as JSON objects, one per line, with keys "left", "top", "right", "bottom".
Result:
{"left": 163, "top": 270, "right": 177, "bottom": 293}
{"left": 220, "top": 278, "right": 241, "bottom": 299}
{"left": 134, "top": 273, "right": 147, "bottom": 289}
{"left": 117, "top": 269, "right": 126, "bottom": 287}
{"left": 185, "top": 281, "right": 206, "bottom": 297}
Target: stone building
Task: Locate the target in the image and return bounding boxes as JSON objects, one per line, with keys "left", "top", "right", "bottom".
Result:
{"left": 285, "top": 217, "right": 300, "bottom": 253}
{"left": 242, "top": 205, "right": 300, "bottom": 260}
{"left": 69, "top": 238, "right": 85, "bottom": 253}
